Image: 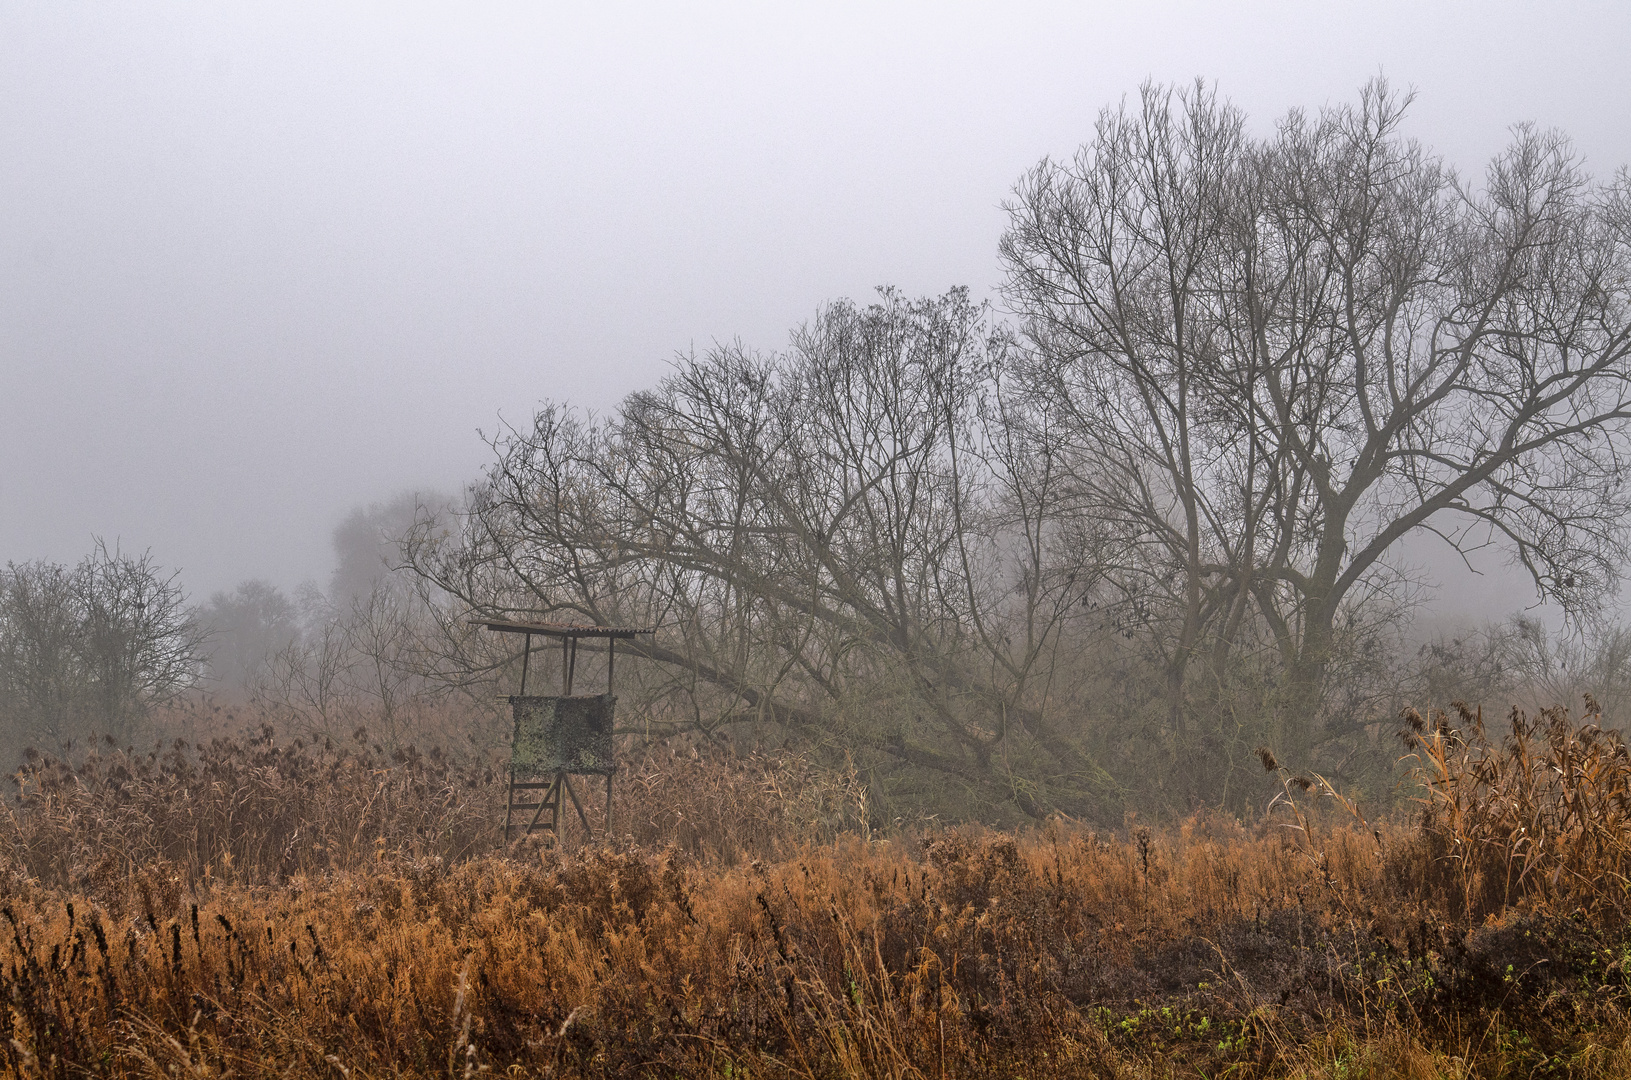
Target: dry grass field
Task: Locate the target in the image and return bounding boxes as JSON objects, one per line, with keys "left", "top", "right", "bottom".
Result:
{"left": 4, "top": 702, "right": 1631, "bottom": 1077}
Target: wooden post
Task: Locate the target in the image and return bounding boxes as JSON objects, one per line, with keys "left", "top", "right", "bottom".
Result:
{"left": 519, "top": 632, "right": 532, "bottom": 696}
{"left": 562, "top": 773, "right": 591, "bottom": 838}
{"left": 502, "top": 768, "right": 514, "bottom": 840}
{"left": 605, "top": 637, "right": 615, "bottom": 840}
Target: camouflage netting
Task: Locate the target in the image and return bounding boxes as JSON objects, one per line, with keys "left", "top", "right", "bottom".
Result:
{"left": 509, "top": 694, "right": 616, "bottom": 776}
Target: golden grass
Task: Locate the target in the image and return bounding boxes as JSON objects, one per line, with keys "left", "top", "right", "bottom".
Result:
{"left": 1400, "top": 698, "right": 1631, "bottom": 925}
{"left": 3, "top": 702, "right": 1631, "bottom": 1076}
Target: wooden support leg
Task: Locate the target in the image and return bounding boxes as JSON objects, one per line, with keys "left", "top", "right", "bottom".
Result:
{"left": 550, "top": 773, "right": 563, "bottom": 839}
{"left": 503, "top": 768, "right": 515, "bottom": 843}
{"left": 562, "top": 773, "right": 592, "bottom": 841}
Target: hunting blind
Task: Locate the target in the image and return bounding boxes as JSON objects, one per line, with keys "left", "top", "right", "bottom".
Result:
{"left": 472, "top": 618, "right": 653, "bottom": 844}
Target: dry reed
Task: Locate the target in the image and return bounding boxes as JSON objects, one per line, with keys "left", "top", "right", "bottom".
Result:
{"left": 1, "top": 701, "right": 1630, "bottom": 1077}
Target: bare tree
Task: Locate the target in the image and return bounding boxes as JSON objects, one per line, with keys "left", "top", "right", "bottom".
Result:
{"left": 338, "top": 578, "right": 428, "bottom": 745}
{"left": 1001, "top": 80, "right": 1631, "bottom": 762}
{"left": 73, "top": 541, "right": 206, "bottom": 739}
{"left": 1493, "top": 617, "right": 1631, "bottom": 722}
{"left": 410, "top": 290, "right": 1117, "bottom": 819}
{"left": 0, "top": 560, "right": 81, "bottom": 755}
{"left": 245, "top": 497, "right": 460, "bottom": 746}
{"left": 253, "top": 586, "right": 353, "bottom": 737}
{"left": 0, "top": 541, "right": 206, "bottom": 761}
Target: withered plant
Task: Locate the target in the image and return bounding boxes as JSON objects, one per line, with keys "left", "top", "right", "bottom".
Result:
{"left": 1399, "top": 698, "right": 1631, "bottom": 927}
{"left": 0, "top": 702, "right": 1629, "bottom": 1077}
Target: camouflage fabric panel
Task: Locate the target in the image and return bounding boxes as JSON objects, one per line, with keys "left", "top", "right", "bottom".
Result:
{"left": 510, "top": 694, "right": 616, "bottom": 775}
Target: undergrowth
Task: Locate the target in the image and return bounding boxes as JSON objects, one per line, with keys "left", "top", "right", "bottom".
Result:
{"left": 1, "top": 701, "right": 1631, "bottom": 1077}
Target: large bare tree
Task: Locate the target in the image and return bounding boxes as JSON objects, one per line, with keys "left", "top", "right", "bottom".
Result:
{"left": 1001, "top": 80, "right": 1631, "bottom": 761}
{"left": 410, "top": 290, "right": 1117, "bottom": 819}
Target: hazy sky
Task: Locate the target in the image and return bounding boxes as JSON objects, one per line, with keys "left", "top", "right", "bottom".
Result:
{"left": 4, "top": 2, "right": 1630, "bottom": 613}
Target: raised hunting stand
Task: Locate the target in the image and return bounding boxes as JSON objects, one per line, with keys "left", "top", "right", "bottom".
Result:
{"left": 472, "top": 618, "right": 654, "bottom": 844}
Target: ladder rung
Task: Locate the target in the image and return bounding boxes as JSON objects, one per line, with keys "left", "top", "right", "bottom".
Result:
{"left": 507, "top": 802, "right": 556, "bottom": 812}
{"left": 509, "top": 782, "right": 555, "bottom": 789}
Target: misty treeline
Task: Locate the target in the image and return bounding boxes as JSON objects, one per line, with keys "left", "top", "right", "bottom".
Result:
{"left": 0, "top": 498, "right": 456, "bottom": 771}
{"left": 8, "top": 79, "right": 1631, "bottom": 824}
{"left": 195, "top": 494, "right": 455, "bottom": 748}
{"left": 0, "top": 541, "right": 205, "bottom": 767}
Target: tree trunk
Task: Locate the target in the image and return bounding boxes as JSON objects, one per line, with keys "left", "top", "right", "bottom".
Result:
{"left": 1281, "top": 603, "right": 1335, "bottom": 767}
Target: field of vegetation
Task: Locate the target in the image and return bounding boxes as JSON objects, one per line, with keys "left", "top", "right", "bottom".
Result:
{"left": 2, "top": 700, "right": 1631, "bottom": 1078}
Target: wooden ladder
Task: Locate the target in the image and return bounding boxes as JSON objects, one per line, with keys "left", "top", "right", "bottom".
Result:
{"left": 503, "top": 770, "right": 594, "bottom": 843}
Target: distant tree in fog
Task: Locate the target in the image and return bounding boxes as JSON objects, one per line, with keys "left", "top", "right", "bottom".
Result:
{"left": 330, "top": 492, "right": 456, "bottom": 605}
{"left": 197, "top": 579, "right": 300, "bottom": 693}
{"left": 0, "top": 560, "right": 79, "bottom": 754}
{"left": 248, "top": 497, "right": 453, "bottom": 744}
{"left": 1497, "top": 617, "right": 1631, "bottom": 722}
{"left": 0, "top": 541, "right": 206, "bottom": 762}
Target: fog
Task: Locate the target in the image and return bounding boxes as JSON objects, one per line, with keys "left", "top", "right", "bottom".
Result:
{"left": 3, "top": 1, "right": 1630, "bottom": 617}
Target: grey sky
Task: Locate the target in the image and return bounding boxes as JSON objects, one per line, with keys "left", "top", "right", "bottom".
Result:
{"left": 3, "top": 2, "right": 1629, "bottom": 615}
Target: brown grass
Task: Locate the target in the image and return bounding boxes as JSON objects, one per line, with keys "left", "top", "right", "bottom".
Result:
{"left": 1399, "top": 698, "right": 1631, "bottom": 927}
{"left": 2, "top": 702, "right": 1631, "bottom": 1077}
{"left": 0, "top": 715, "right": 869, "bottom": 897}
